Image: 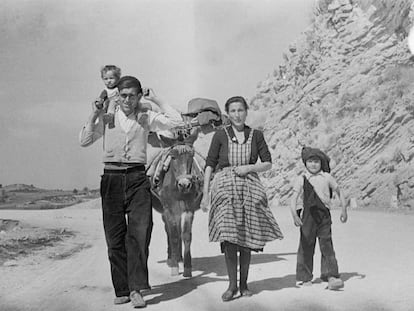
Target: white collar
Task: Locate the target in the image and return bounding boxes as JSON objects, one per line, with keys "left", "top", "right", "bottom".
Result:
{"left": 117, "top": 107, "right": 137, "bottom": 133}
{"left": 105, "top": 87, "right": 118, "bottom": 97}
{"left": 117, "top": 106, "right": 136, "bottom": 119}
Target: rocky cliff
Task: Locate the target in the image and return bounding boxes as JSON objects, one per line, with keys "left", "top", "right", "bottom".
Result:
{"left": 252, "top": 0, "right": 414, "bottom": 210}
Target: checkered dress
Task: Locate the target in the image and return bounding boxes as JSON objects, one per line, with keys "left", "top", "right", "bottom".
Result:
{"left": 208, "top": 127, "right": 283, "bottom": 250}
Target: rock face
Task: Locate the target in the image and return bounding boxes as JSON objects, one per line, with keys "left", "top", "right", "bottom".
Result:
{"left": 252, "top": 0, "right": 414, "bottom": 210}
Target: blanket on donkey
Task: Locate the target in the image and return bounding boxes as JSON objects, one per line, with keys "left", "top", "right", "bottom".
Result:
{"left": 147, "top": 147, "right": 205, "bottom": 213}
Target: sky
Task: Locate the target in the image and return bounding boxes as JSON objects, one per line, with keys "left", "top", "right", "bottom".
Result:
{"left": 0, "top": 0, "right": 313, "bottom": 190}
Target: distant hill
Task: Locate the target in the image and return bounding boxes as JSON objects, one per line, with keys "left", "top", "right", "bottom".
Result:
{"left": 251, "top": 0, "right": 414, "bottom": 210}
{"left": 0, "top": 184, "right": 99, "bottom": 209}
{"left": 2, "top": 184, "right": 44, "bottom": 192}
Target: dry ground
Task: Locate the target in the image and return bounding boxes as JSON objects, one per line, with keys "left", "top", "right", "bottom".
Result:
{"left": 0, "top": 199, "right": 413, "bottom": 311}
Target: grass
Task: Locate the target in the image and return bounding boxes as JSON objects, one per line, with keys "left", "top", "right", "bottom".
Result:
{"left": 0, "top": 187, "right": 99, "bottom": 210}
{"left": 0, "top": 225, "right": 77, "bottom": 265}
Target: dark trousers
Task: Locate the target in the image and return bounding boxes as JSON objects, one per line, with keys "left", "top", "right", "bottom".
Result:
{"left": 296, "top": 206, "right": 339, "bottom": 282}
{"left": 100, "top": 170, "right": 153, "bottom": 297}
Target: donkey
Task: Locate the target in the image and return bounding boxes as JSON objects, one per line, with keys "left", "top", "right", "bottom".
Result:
{"left": 151, "top": 139, "right": 203, "bottom": 277}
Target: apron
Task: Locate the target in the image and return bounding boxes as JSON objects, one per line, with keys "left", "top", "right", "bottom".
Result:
{"left": 208, "top": 127, "right": 283, "bottom": 250}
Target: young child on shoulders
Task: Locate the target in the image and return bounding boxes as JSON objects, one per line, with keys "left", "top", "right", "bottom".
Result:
{"left": 94, "top": 65, "right": 121, "bottom": 128}
{"left": 290, "top": 146, "right": 348, "bottom": 290}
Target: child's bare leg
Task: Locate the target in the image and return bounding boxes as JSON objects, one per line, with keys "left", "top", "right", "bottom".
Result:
{"left": 103, "top": 98, "right": 117, "bottom": 128}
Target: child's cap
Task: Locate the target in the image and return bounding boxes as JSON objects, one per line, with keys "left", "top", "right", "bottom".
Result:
{"left": 301, "top": 146, "right": 331, "bottom": 173}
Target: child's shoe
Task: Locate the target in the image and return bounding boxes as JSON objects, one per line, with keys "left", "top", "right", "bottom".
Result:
{"left": 103, "top": 113, "right": 115, "bottom": 129}
{"left": 296, "top": 280, "right": 312, "bottom": 287}
{"left": 328, "top": 277, "right": 344, "bottom": 290}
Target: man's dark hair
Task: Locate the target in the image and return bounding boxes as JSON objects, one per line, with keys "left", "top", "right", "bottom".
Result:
{"left": 117, "top": 76, "right": 142, "bottom": 94}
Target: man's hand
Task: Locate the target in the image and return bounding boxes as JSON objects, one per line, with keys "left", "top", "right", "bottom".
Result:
{"left": 293, "top": 214, "right": 303, "bottom": 227}
{"left": 93, "top": 98, "right": 105, "bottom": 112}
{"left": 142, "top": 88, "right": 157, "bottom": 102}
{"left": 91, "top": 99, "right": 104, "bottom": 123}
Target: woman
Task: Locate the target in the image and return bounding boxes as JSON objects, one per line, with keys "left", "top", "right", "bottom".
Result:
{"left": 200, "top": 96, "right": 283, "bottom": 302}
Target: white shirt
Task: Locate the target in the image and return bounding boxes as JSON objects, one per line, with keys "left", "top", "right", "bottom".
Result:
{"left": 79, "top": 103, "right": 183, "bottom": 147}
{"left": 117, "top": 107, "right": 138, "bottom": 133}
{"left": 105, "top": 87, "right": 119, "bottom": 98}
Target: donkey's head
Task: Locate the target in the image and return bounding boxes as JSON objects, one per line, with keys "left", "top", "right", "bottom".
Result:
{"left": 167, "top": 144, "right": 200, "bottom": 194}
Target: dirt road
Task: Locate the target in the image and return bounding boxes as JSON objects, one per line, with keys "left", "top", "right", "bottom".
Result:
{"left": 1, "top": 200, "right": 413, "bottom": 311}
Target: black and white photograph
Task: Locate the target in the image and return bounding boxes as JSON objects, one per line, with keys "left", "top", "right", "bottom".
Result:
{"left": 1, "top": 0, "right": 414, "bottom": 310}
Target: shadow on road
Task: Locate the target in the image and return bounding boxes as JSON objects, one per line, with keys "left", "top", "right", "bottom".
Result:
{"left": 341, "top": 272, "right": 366, "bottom": 282}
{"left": 313, "top": 271, "right": 366, "bottom": 284}
{"left": 149, "top": 252, "right": 296, "bottom": 305}
{"left": 144, "top": 274, "right": 222, "bottom": 305}
{"left": 249, "top": 274, "right": 298, "bottom": 293}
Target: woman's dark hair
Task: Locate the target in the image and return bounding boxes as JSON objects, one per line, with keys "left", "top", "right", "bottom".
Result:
{"left": 116, "top": 76, "right": 142, "bottom": 94}
{"left": 224, "top": 96, "right": 249, "bottom": 113}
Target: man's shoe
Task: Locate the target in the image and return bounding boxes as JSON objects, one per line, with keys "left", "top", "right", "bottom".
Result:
{"left": 113, "top": 296, "right": 130, "bottom": 305}
{"left": 130, "top": 290, "right": 146, "bottom": 308}
{"left": 221, "top": 287, "right": 238, "bottom": 302}
{"left": 328, "top": 277, "right": 344, "bottom": 290}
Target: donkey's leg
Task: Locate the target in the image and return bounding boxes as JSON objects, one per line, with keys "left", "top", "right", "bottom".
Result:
{"left": 163, "top": 210, "right": 181, "bottom": 275}
{"left": 178, "top": 234, "right": 184, "bottom": 273}
{"left": 178, "top": 234, "right": 183, "bottom": 262}
{"left": 181, "top": 211, "right": 194, "bottom": 277}
{"left": 170, "top": 220, "right": 181, "bottom": 276}
{"left": 162, "top": 213, "right": 173, "bottom": 267}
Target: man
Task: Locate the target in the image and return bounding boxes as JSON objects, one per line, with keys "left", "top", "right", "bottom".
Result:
{"left": 79, "top": 76, "right": 182, "bottom": 308}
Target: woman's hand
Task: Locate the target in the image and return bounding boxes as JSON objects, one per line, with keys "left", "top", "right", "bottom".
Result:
{"left": 200, "top": 194, "right": 210, "bottom": 212}
{"left": 234, "top": 165, "right": 251, "bottom": 177}
{"left": 340, "top": 210, "right": 348, "bottom": 223}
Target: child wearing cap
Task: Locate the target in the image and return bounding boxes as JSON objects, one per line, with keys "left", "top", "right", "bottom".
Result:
{"left": 290, "top": 147, "right": 348, "bottom": 290}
